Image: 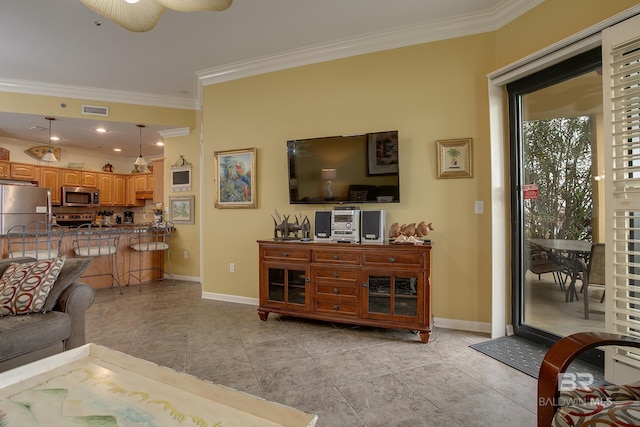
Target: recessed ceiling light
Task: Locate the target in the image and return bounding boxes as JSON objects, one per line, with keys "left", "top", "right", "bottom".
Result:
{"left": 114, "top": 148, "right": 122, "bottom": 152}
{"left": 156, "top": 141, "right": 164, "bottom": 146}
{"left": 124, "top": 0, "right": 139, "bottom": 3}
{"left": 96, "top": 127, "right": 107, "bottom": 133}
{"left": 50, "top": 136, "right": 60, "bottom": 142}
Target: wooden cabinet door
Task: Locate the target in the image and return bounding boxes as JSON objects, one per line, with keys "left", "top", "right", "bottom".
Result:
{"left": 113, "top": 174, "right": 126, "bottom": 206}
{"left": 134, "top": 174, "right": 147, "bottom": 192}
{"left": 98, "top": 173, "right": 114, "bottom": 205}
{"left": 61, "top": 169, "right": 82, "bottom": 186}
{"left": 260, "top": 262, "right": 311, "bottom": 312}
{"left": 361, "top": 269, "right": 424, "bottom": 323}
{"left": 0, "top": 161, "right": 10, "bottom": 178}
{"left": 81, "top": 171, "right": 98, "bottom": 187}
{"left": 11, "top": 163, "right": 39, "bottom": 181}
{"left": 125, "top": 175, "right": 144, "bottom": 207}
{"left": 40, "top": 167, "right": 61, "bottom": 205}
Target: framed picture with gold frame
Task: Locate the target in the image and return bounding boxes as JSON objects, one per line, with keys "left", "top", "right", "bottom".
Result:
{"left": 214, "top": 147, "right": 257, "bottom": 208}
{"left": 436, "top": 138, "right": 473, "bottom": 179}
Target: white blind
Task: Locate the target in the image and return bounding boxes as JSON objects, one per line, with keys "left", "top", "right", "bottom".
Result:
{"left": 609, "top": 32, "right": 640, "bottom": 368}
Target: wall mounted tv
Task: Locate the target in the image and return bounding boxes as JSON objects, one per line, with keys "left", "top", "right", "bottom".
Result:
{"left": 287, "top": 130, "right": 399, "bottom": 204}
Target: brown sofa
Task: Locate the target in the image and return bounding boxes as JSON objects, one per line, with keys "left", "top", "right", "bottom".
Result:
{"left": 0, "top": 256, "right": 95, "bottom": 372}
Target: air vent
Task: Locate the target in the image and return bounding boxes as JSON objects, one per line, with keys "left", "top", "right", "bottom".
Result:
{"left": 82, "top": 105, "right": 109, "bottom": 116}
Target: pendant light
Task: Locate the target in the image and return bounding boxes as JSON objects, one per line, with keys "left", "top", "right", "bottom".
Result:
{"left": 134, "top": 124, "right": 147, "bottom": 167}
{"left": 42, "top": 117, "right": 58, "bottom": 162}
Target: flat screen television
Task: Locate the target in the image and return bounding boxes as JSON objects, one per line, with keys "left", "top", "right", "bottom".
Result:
{"left": 287, "top": 130, "right": 399, "bottom": 204}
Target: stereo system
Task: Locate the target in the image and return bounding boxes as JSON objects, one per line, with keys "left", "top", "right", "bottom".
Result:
{"left": 314, "top": 207, "right": 385, "bottom": 244}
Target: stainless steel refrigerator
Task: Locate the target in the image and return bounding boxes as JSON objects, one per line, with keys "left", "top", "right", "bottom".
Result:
{"left": 0, "top": 184, "right": 51, "bottom": 234}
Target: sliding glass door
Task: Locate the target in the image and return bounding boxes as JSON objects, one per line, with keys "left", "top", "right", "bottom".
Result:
{"left": 509, "top": 48, "right": 605, "bottom": 349}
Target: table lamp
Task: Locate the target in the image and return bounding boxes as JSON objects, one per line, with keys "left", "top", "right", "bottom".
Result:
{"left": 321, "top": 168, "right": 337, "bottom": 199}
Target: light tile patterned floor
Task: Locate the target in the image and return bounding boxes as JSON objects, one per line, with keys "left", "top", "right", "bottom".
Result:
{"left": 85, "top": 280, "right": 537, "bottom": 427}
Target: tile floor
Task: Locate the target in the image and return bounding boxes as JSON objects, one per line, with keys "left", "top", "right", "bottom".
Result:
{"left": 85, "top": 280, "right": 538, "bottom": 427}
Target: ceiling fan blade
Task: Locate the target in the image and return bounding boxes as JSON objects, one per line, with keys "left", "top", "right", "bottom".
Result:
{"left": 155, "top": 0, "right": 233, "bottom": 12}
{"left": 80, "top": 0, "right": 166, "bottom": 32}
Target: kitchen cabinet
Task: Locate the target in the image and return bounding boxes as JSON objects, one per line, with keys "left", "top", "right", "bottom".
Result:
{"left": 134, "top": 173, "right": 153, "bottom": 200}
{"left": 61, "top": 169, "right": 82, "bottom": 186}
{"left": 99, "top": 173, "right": 127, "bottom": 206}
{"left": 82, "top": 171, "right": 98, "bottom": 187}
{"left": 10, "top": 163, "right": 39, "bottom": 181}
{"left": 40, "top": 167, "right": 61, "bottom": 205}
{"left": 125, "top": 175, "right": 144, "bottom": 207}
{"left": 0, "top": 161, "right": 9, "bottom": 179}
{"left": 113, "top": 174, "right": 126, "bottom": 205}
{"left": 258, "top": 240, "right": 433, "bottom": 342}
{"left": 98, "top": 173, "right": 114, "bottom": 205}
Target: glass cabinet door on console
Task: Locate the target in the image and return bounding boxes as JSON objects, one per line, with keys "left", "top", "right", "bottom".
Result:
{"left": 362, "top": 270, "right": 423, "bottom": 322}
{"left": 261, "top": 264, "right": 310, "bottom": 310}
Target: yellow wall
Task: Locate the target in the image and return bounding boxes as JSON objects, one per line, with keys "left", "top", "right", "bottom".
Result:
{"left": 199, "top": 0, "right": 640, "bottom": 325}
{"left": 201, "top": 33, "right": 496, "bottom": 322}
{"left": 495, "top": 0, "right": 639, "bottom": 70}
{"left": 1, "top": 0, "right": 636, "bottom": 326}
{"left": 162, "top": 114, "right": 202, "bottom": 277}
{"left": 0, "top": 93, "right": 195, "bottom": 129}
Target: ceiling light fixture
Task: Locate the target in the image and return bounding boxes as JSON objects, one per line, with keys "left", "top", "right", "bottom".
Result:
{"left": 134, "top": 124, "right": 147, "bottom": 167}
{"left": 42, "top": 117, "right": 58, "bottom": 162}
{"left": 80, "top": 0, "right": 233, "bottom": 32}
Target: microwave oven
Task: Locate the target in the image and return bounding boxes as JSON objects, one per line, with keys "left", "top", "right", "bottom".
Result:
{"left": 61, "top": 187, "right": 100, "bottom": 207}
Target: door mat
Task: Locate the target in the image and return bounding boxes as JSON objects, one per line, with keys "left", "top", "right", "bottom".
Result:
{"left": 470, "top": 335, "right": 605, "bottom": 382}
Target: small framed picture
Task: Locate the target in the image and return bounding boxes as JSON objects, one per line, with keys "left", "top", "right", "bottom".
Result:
{"left": 168, "top": 195, "right": 195, "bottom": 224}
{"left": 436, "top": 138, "right": 473, "bottom": 179}
{"left": 214, "top": 147, "right": 257, "bottom": 208}
{"left": 367, "top": 131, "right": 399, "bottom": 175}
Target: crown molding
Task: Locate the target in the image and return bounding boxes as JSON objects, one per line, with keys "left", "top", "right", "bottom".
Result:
{"left": 0, "top": 0, "right": 542, "bottom": 110}
{"left": 0, "top": 78, "right": 198, "bottom": 110}
{"left": 159, "top": 127, "right": 191, "bottom": 138}
{"left": 195, "top": 0, "right": 543, "bottom": 95}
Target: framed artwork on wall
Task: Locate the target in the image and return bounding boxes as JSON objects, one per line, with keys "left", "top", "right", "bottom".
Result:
{"left": 168, "top": 195, "right": 195, "bottom": 224}
{"left": 367, "top": 131, "right": 399, "bottom": 175}
{"left": 436, "top": 138, "right": 473, "bottom": 179}
{"left": 214, "top": 147, "right": 257, "bottom": 209}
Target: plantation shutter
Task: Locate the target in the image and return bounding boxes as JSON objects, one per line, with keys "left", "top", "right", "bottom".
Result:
{"left": 603, "top": 13, "right": 640, "bottom": 382}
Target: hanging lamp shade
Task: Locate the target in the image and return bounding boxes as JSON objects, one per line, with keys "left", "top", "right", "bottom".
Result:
{"left": 42, "top": 117, "right": 58, "bottom": 163}
{"left": 80, "top": 0, "right": 233, "bottom": 32}
{"left": 134, "top": 124, "right": 147, "bottom": 167}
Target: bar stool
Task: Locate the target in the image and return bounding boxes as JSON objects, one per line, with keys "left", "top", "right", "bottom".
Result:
{"left": 127, "top": 221, "right": 175, "bottom": 290}
{"left": 72, "top": 223, "right": 123, "bottom": 294}
{"left": 7, "top": 220, "right": 65, "bottom": 260}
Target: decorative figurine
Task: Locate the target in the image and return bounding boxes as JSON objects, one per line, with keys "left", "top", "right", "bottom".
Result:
{"left": 272, "top": 211, "right": 311, "bottom": 240}
{"left": 389, "top": 221, "right": 433, "bottom": 244}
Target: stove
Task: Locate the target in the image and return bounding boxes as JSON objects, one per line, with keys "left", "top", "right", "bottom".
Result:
{"left": 55, "top": 213, "right": 95, "bottom": 228}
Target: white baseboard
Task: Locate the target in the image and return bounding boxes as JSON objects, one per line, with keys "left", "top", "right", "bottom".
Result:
{"left": 167, "top": 274, "right": 200, "bottom": 282}
{"left": 201, "top": 291, "right": 258, "bottom": 306}
{"left": 433, "top": 317, "right": 492, "bottom": 334}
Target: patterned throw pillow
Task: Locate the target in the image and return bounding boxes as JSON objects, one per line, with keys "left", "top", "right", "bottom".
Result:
{"left": 0, "top": 257, "right": 66, "bottom": 316}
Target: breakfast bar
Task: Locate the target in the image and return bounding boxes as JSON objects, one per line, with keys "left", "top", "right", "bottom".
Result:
{"left": 1, "top": 224, "right": 168, "bottom": 289}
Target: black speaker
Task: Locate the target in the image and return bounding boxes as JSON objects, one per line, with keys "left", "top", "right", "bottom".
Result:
{"left": 361, "top": 210, "right": 386, "bottom": 243}
{"left": 314, "top": 210, "right": 332, "bottom": 241}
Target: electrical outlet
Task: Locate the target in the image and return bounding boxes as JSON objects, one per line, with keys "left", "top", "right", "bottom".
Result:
{"left": 183, "top": 251, "right": 188, "bottom": 259}
{"left": 230, "top": 263, "right": 235, "bottom": 273}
